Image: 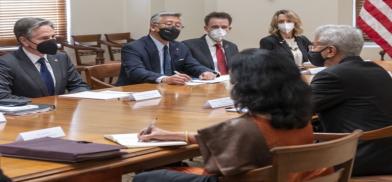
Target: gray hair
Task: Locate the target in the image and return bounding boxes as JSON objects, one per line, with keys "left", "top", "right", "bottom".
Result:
{"left": 150, "top": 11, "right": 181, "bottom": 24}
{"left": 315, "top": 24, "right": 364, "bottom": 57}
{"left": 14, "top": 17, "right": 54, "bottom": 41}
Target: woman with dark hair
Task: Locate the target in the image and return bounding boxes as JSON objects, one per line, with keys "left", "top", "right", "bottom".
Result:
{"left": 134, "top": 49, "right": 326, "bottom": 182}
{"left": 259, "top": 9, "right": 311, "bottom": 67}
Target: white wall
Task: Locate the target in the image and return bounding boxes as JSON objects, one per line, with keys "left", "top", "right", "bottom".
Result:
{"left": 69, "top": 0, "right": 389, "bottom": 60}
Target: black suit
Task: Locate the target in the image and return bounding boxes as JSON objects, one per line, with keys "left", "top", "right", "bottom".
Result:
{"left": 311, "top": 56, "right": 392, "bottom": 176}
{"left": 116, "top": 36, "right": 212, "bottom": 85}
{"left": 259, "top": 34, "right": 311, "bottom": 63}
{"left": 183, "top": 35, "right": 239, "bottom": 70}
{"left": 0, "top": 47, "right": 89, "bottom": 99}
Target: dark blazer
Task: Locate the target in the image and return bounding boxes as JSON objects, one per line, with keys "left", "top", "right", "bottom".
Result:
{"left": 311, "top": 56, "right": 392, "bottom": 176}
{"left": 116, "top": 36, "right": 212, "bottom": 85}
{"left": 0, "top": 47, "right": 89, "bottom": 99}
{"left": 259, "top": 34, "right": 311, "bottom": 63}
{"left": 183, "top": 35, "right": 239, "bottom": 70}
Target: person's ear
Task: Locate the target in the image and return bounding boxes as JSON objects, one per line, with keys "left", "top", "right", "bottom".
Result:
{"left": 18, "top": 36, "right": 30, "bottom": 47}
{"left": 204, "top": 26, "right": 209, "bottom": 33}
{"left": 150, "top": 23, "right": 159, "bottom": 32}
{"left": 325, "top": 46, "right": 338, "bottom": 58}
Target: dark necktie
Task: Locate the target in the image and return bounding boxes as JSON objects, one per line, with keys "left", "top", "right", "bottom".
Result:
{"left": 163, "top": 45, "right": 173, "bottom": 75}
{"left": 37, "top": 58, "right": 55, "bottom": 95}
{"left": 215, "top": 43, "right": 228, "bottom": 75}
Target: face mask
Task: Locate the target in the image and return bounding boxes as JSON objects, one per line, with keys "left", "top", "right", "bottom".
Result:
{"left": 308, "top": 47, "right": 330, "bottom": 67}
{"left": 208, "top": 28, "right": 227, "bottom": 42}
{"left": 29, "top": 39, "right": 58, "bottom": 55}
{"left": 158, "top": 27, "right": 180, "bottom": 41}
{"left": 278, "top": 22, "right": 295, "bottom": 34}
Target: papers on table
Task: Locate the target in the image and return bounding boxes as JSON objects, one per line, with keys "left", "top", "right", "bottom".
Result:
{"left": 301, "top": 67, "right": 326, "bottom": 75}
{"left": 104, "top": 133, "right": 187, "bottom": 148}
{"left": 16, "top": 126, "right": 65, "bottom": 141}
{"left": 204, "top": 97, "right": 234, "bottom": 109}
{"left": 186, "top": 75, "right": 230, "bottom": 85}
{"left": 0, "top": 105, "right": 38, "bottom": 112}
{"left": 0, "top": 113, "right": 6, "bottom": 123}
{"left": 60, "top": 90, "right": 161, "bottom": 101}
{"left": 60, "top": 90, "right": 131, "bottom": 100}
{"left": 0, "top": 104, "right": 54, "bottom": 116}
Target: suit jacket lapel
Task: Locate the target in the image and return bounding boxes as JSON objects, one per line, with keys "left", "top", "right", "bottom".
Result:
{"left": 144, "top": 36, "right": 161, "bottom": 73}
{"left": 200, "top": 35, "right": 214, "bottom": 69}
{"left": 277, "top": 36, "right": 293, "bottom": 56}
{"left": 15, "top": 48, "right": 48, "bottom": 95}
{"left": 47, "top": 55, "right": 61, "bottom": 94}
{"left": 222, "top": 40, "right": 233, "bottom": 65}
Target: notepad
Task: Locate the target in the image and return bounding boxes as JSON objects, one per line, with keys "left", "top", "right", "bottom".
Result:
{"left": 187, "top": 75, "right": 230, "bottom": 85}
{"left": 104, "top": 133, "right": 187, "bottom": 148}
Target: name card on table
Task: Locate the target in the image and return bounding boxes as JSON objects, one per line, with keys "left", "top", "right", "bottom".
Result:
{"left": 129, "top": 90, "right": 161, "bottom": 101}
{"left": 16, "top": 126, "right": 65, "bottom": 141}
{"left": 204, "top": 97, "right": 234, "bottom": 109}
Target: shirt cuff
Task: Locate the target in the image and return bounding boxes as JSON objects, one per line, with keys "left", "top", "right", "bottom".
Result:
{"left": 156, "top": 76, "right": 167, "bottom": 83}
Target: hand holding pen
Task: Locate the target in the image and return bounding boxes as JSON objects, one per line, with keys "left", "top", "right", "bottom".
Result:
{"left": 138, "top": 118, "right": 157, "bottom": 140}
{"left": 161, "top": 71, "right": 191, "bottom": 85}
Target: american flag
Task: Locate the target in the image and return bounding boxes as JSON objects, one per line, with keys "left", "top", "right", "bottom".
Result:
{"left": 357, "top": 0, "right": 392, "bottom": 57}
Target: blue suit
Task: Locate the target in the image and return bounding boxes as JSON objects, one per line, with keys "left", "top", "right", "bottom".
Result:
{"left": 116, "top": 36, "right": 212, "bottom": 85}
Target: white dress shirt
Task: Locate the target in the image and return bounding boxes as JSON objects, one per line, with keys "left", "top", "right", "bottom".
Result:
{"left": 205, "top": 35, "right": 227, "bottom": 72}
{"left": 22, "top": 47, "right": 56, "bottom": 86}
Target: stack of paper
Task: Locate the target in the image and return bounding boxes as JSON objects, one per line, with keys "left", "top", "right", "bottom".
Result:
{"left": 60, "top": 90, "right": 131, "bottom": 100}
{"left": 186, "top": 75, "right": 230, "bottom": 85}
{"left": 104, "top": 133, "right": 187, "bottom": 148}
{"left": 0, "top": 104, "right": 54, "bottom": 116}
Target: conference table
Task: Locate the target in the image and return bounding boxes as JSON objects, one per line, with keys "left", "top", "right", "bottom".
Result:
{"left": 0, "top": 82, "right": 241, "bottom": 182}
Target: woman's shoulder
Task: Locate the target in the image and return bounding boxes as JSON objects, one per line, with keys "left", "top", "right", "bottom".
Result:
{"left": 260, "top": 34, "right": 279, "bottom": 43}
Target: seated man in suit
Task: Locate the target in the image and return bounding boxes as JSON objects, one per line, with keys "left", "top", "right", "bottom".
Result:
{"left": 183, "top": 12, "right": 239, "bottom": 75}
{"left": 0, "top": 17, "right": 89, "bottom": 100}
{"left": 116, "top": 11, "right": 216, "bottom": 85}
{"left": 309, "top": 25, "right": 392, "bottom": 176}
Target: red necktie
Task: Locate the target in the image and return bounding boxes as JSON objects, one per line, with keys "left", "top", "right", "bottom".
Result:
{"left": 215, "top": 43, "right": 228, "bottom": 75}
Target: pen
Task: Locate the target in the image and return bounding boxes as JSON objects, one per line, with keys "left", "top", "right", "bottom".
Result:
{"left": 174, "top": 71, "right": 181, "bottom": 75}
{"left": 144, "top": 117, "right": 157, "bottom": 135}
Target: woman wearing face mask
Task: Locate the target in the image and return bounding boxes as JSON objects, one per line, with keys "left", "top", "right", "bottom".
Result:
{"left": 133, "top": 49, "right": 331, "bottom": 182}
{"left": 259, "top": 9, "right": 311, "bottom": 67}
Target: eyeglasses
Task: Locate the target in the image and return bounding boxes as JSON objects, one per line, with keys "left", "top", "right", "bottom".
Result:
{"left": 156, "top": 22, "right": 184, "bottom": 30}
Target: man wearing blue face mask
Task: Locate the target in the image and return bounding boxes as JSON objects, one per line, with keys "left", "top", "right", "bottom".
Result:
{"left": 183, "top": 12, "right": 239, "bottom": 75}
{"left": 310, "top": 25, "right": 392, "bottom": 176}
{"left": 116, "top": 11, "right": 216, "bottom": 86}
{"left": 0, "top": 17, "right": 89, "bottom": 99}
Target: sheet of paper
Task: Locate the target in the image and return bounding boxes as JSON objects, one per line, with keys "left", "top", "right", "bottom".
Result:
{"left": 60, "top": 91, "right": 131, "bottom": 100}
{"left": 129, "top": 90, "right": 161, "bottom": 101}
{"left": 16, "top": 126, "right": 65, "bottom": 141}
{"left": 104, "top": 133, "right": 187, "bottom": 148}
{"left": 0, "top": 105, "right": 38, "bottom": 112}
{"left": 204, "top": 97, "right": 234, "bottom": 109}
{"left": 189, "top": 75, "right": 230, "bottom": 84}
{"left": 0, "top": 113, "right": 6, "bottom": 123}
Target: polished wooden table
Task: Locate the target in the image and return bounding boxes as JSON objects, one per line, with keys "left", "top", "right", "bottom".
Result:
{"left": 0, "top": 83, "right": 240, "bottom": 182}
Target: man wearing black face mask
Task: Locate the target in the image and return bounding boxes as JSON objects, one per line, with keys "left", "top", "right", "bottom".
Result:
{"left": 116, "top": 11, "right": 216, "bottom": 85}
{"left": 0, "top": 17, "right": 89, "bottom": 99}
{"left": 310, "top": 25, "right": 392, "bottom": 176}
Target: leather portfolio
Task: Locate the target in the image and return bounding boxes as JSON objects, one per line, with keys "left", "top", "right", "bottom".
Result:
{"left": 0, "top": 137, "right": 125, "bottom": 162}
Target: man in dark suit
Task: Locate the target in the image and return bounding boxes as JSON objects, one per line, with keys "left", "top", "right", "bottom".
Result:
{"left": 309, "top": 25, "right": 392, "bottom": 176}
{"left": 116, "top": 12, "right": 216, "bottom": 86}
{"left": 0, "top": 17, "right": 89, "bottom": 100}
{"left": 183, "top": 12, "right": 238, "bottom": 75}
